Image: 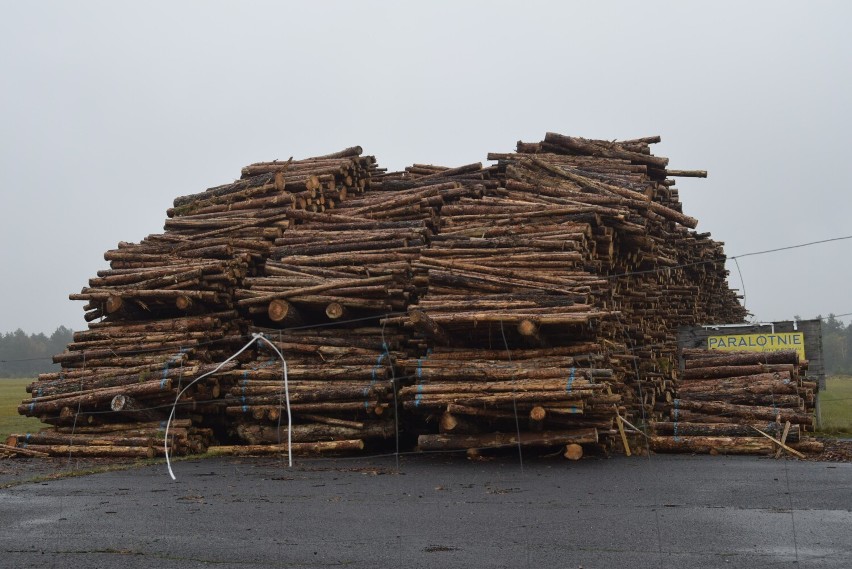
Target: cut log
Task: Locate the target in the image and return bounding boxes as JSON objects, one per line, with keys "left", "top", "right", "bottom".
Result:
{"left": 673, "top": 399, "right": 813, "bottom": 426}
{"left": 324, "top": 302, "right": 347, "bottom": 320}
{"left": 18, "top": 444, "right": 156, "bottom": 458}
{"left": 649, "top": 436, "right": 775, "bottom": 455}
{"left": 439, "top": 412, "right": 485, "bottom": 435}
{"left": 529, "top": 406, "right": 546, "bottom": 431}
{"left": 563, "top": 443, "right": 584, "bottom": 460}
{"left": 267, "top": 299, "right": 303, "bottom": 324}
{"left": 110, "top": 394, "right": 164, "bottom": 422}
{"left": 19, "top": 379, "right": 174, "bottom": 416}
{"left": 206, "top": 440, "right": 365, "bottom": 456}
{"left": 418, "top": 428, "right": 598, "bottom": 451}
{"left": 653, "top": 421, "right": 800, "bottom": 442}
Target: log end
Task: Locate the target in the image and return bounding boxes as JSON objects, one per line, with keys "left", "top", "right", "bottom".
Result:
{"left": 564, "top": 443, "right": 583, "bottom": 461}
{"left": 105, "top": 295, "right": 123, "bottom": 314}
{"left": 517, "top": 319, "right": 539, "bottom": 337}
{"left": 110, "top": 394, "right": 128, "bottom": 412}
{"left": 325, "top": 302, "right": 346, "bottom": 320}
{"left": 268, "top": 299, "right": 292, "bottom": 322}
{"left": 529, "top": 406, "right": 547, "bottom": 422}
{"left": 439, "top": 412, "right": 459, "bottom": 433}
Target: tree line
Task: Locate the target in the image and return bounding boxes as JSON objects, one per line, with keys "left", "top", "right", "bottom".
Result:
{"left": 0, "top": 327, "right": 73, "bottom": 378}
{"left": 819, "top": 315, "right": 852, "bottom": 375}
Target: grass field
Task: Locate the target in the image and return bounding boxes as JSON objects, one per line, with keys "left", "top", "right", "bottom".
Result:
{"left": 819, "top": 376, "right": 852, "bottom": 436}
{"left": 0, "top": 378, "right": 42, "bottom": 442}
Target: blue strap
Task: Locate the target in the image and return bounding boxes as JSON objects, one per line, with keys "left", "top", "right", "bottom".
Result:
{"left": 412, "top": 349, "right": 431, "bottom": 408}
{"left": 160, "top": 358, "right": 170, "bottom": 389}
{"left": 414, "top": 351, "right": 429, "bottom": 407}
{"left": 673, "top": 399, "right": 680, "bottom": 441}
{"left": 566, "top": 367, "right": 576, "bottom": 391}
{"left": 160, "top": 351, "right": 184, "bottom": 388}
{"left": 370, "top": 347, "right": 387, "bottom": 384}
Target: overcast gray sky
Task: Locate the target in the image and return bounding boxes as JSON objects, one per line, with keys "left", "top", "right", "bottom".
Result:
{"left": 1, "top": 1, "right": 850, "bottom": 334}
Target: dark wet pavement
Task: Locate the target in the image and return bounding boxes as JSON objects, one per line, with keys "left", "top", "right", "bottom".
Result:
{"left": 1, "top": 453, "right": 850, "bottom": 568}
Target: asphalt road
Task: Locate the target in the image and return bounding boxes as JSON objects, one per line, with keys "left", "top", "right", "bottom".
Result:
{"left": 0, "top": 453, "right": 850, "bottom": 568}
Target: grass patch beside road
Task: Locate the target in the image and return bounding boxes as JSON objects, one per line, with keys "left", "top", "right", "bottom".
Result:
{"left": 820, "top": 376, "right": 852, "bottom": 436}
{"left": 0, "top": 378, "right": 42, "bottom": 441}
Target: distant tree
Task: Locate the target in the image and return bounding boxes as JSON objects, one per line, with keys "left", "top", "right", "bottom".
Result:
{"left": 49, "top": 326, "right": 73, "bottom": 358}
{"left": 820, "top": 315, "right": 852, "bottom": 375}
{"left": 0, "top": 327, "right": 74, "bottom": 378}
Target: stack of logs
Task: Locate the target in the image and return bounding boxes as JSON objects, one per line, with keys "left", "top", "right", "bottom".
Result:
{"left": 216, "top": 176, "right": 486, "bottom": 451}
{"left": 14, "top": 149, "right": 381, "bottom": 457}
{"left": 14, "top": 313, "right": 238, "bottom": 457}
{"left": 397, "top": 348, "right": 626, "bottom": 458}
{"left": 7, "top": 132, "right": 784, "bottom": 461}
{"left": 650, "top": 349, "right": 822, "bottom": 456}
{"left": 4, "top": 420, "right": 210, "bottom": 459}
{"left": 204, "top": 326, "right": 406, "bottom": 456}
{"left": 82, "top": 147, "right": 377, "bottom": 322}
{"left": 390, "top": 133, "right": 748, "bottom": 457}
{"left": 378, "top": 159, "right": 638, "bottom": 457}
{"left": 500, "top": 134, "right": 746, "bottom": 367}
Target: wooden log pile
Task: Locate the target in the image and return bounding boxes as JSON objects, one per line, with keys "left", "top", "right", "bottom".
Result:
{"left": 381, "top": 172, "right": 637, "bottom": 455}
{"left": 236, "top": 214, "right": 431, "bottom": 323}
{"left": 396, "top": 348, "right": 630, "bottom": 458}
{"left": 7, "top": 132, "right": 750, "bottom": 461}
{"left": 209, "top": 326, "right": 405, "bottom": 451}
{"left": 232, "top": 161, "right": 495, "bottom": 325}
{"left": 506, "top": 138, "right": 744, "bottom": 329}
{"left": 3, "top": 419, "right": 210, "bottom": 458}
{"left": 10, "top": 149, "right": 383, "bottom": 457}
{"left": 20, "top": 313, "right": 240, "bottom": 427}
{"left": 72, "top": 259, "right": 245, "bottom": 322}
{"left": 650, "top": 349, "right": 822, "bottom": 456}
{"left": 371, "top": 162, "right": 501, "bottom": 194}
{"left": 388, "top": 134, "right": 746, "bottom": 456}
{"left": 486, "top": 136, "right": 746, "bottom": 417}
{"left": 70, "top": 148, "right": 376, "bottom": 325}
{"left": 216, "top": 166, "right": 495, "bottom": 451}
{"left": 15, "top": 314, "right": 236, "bottom": 457}
{"left": 172, "top": 146, "right": 375, "bottom": 217}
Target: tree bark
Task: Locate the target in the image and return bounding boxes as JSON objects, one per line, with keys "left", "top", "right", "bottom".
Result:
{"left": 418, "top": 428, "right": 598, "bottom": 450}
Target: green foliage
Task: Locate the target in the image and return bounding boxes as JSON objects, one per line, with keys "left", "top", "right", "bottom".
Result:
{"left": 819, "top": 376, "right": 852, "bottom": 435}
{"left": 0, "top": 327, "right": 73, "bottom": 378}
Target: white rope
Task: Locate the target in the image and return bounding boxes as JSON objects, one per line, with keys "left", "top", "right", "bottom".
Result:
{"left": 164, "top": 333, "right": 292, "bottom": 480}
{"left": 254, "top": 334, "right": 292, "bottom": 468}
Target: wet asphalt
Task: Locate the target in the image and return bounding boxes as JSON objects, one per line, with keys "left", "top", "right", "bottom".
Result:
{"left": 0, "top": 453, "right": 850, "bottom": 568}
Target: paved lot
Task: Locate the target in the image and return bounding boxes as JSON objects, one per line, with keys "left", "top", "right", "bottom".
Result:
{"left": 0, "top": 453, "right": 850, "bottom": 568}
